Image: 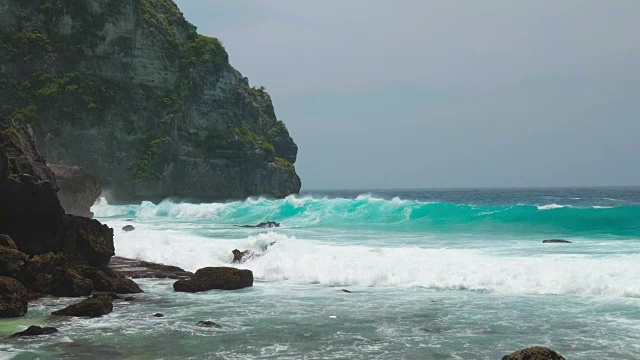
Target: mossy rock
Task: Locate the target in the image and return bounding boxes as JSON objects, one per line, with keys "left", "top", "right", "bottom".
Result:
{"left": 0, "top": 246, "right": 27, "bottom": 277}
{"left": 0, "top": 276, "right": 28, "bottom": 318}
{"left": 173, "top": 267, "right": 253, "bottom": 292}
{"left": 0, "top": 234, "right": 17, "bottom": 249}
{"left": 52, "top": 294, "right": 113, "bottom": 317}
{"left": 75, "top": 266, "right": 142, "bottom": 294}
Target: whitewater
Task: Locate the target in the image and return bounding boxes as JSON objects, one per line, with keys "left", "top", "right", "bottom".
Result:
{"left": 2, "top": 188, "right": 640, "bottom": 359}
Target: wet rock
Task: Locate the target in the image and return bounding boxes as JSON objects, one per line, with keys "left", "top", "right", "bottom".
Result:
{"left": 197, "top": 320, "right": 221, "bottom": 328}
{"left": 11, "top": 325, "right": 58, "bottom": 337}
{"left": 123, "top": 296, "right": 135, "bottom": 301}
{"left": 232, "top": 249, "right": 251, "bottom": 263}
{"left": 16, "top": 252, "right": 93, "bottom": 297}
{"left": 0, "top": 276, "right": 28, "bottom": 317}
{"left": 173, "top": 267, "right": 253, "bottom": 292}
{"left": 152, "top": 313, "right": 164, "bottom": 317}
{"left": 502, "top": 346, "right": 566, "bottom": 360}
{"left": 122, "top": 225, "right": 135, "bottom": 232}
{"left": 92, "top": 292, "right": 121, "bottom": 300}
{"left": 61, "top": 215, "right": 114, "bottom": 267}
{"left": 542, "top": 239, "right": 572, "bottom": 244}
{"left": 341, "top": 289, "right": 353, "bottom": 293}
{"left": 237, "top": 221, "right": 280, "bottom": 228}
{"left": 0, "top": 234, "right": 16, "bottom": 249}
{"left": 52, "top": 294, "right": 114, "bottom": 317}
{"left": 75, "top": 266, "right": 142, "bottom": 294}
{"left": 48, "top": 164, "right": 101, "bottom": 219}
{"left": 108, "top": 256, "right": 192, "bottom": 280}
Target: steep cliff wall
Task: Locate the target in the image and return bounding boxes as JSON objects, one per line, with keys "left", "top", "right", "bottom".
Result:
{"left": 0, "top": 0, "right": 301, "bottom": 201}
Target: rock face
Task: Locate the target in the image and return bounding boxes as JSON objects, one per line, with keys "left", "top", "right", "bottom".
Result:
{"left": 0, "top": 119, "right": 140, "bottom": 311}
{"left": 502, "top": 346, "right": 566, "bottom": 360}
{"left": 0, "top": 276, "right": 28, "bottom": 317}
{"left": 11, "top": 325, "right": 58, "bottom": 337}
{"left": 49, "top": 164, "right": 101, "bottom": 218}
{"left": 173, "top": 267, "right": 253, "bottom": 292}
{"left": 52, "top": 293, "right": 114, "bottom": 317}
{"left": 0, "top": 0, "right": 301, "bottom": 202}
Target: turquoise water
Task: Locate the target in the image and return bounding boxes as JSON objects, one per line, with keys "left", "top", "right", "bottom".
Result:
{"left": 2, "top": 188, "right": 640, "bottom": 359}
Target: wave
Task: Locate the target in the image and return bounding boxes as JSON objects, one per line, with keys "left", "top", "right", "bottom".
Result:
{"left": 111, "top": 229, "right": 640, "bottom": 297}
{"left": 93, "top": 195, "right": 640, "bottom": 237}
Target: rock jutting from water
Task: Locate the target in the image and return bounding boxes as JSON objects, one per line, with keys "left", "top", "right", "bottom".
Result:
{"left": 542, "top": 239, "right": 572, "bottom": 244}
{"left": 0, "top": 0, "right": 301, "bottom": 202}
{"left": 0, "top": 119, "right": 141, "bottom": 317}
{"left": 11, "top": 325, "right": 58, "bottom": 337}
{"left": 502, "top": 346, "right": 566, "bottom": 360}
{"left": 52, "top": 293, "right": 114, "bottom": 318}
{"left": 173, "top": 267, "right": 253, "bottom": 292}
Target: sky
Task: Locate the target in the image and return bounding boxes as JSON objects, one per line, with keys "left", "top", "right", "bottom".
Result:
{"left": 175, "top": 0, "right": 640, "bottom": 189}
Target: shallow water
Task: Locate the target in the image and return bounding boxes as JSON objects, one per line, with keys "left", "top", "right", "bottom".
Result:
{"left": 2, "top": 188, "right": 640, "bottom": 359}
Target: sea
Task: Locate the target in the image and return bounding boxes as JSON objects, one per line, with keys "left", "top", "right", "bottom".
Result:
{"left": 2, "top": 187, "right": 640, "bottom": 359}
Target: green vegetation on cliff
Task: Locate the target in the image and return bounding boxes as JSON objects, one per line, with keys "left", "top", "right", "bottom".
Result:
{"left": 0, "top": 0, "right": 300, "bottom": 200}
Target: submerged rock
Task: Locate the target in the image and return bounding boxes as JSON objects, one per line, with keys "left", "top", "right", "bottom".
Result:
{"left": 197, "top": 320, "right": 221, "bottom": 328}
{"left": 237, "top": 221, "right": 280, "bottom": 228}
{"left": 173, "top": 267, "right": 253, "bottom": 292}
{"left": 52, "top": 294, "right": 114, "bottom": 317}
{"left": 542, "top": 239, "right": 572, "bottom": 244}
{"left": 341, "top": 289, "right": 353, "bottom": 293}
{"left": 11, "top": 325, "right": 58, "bottom": 337}
{"left": 502, "top": 346, "right": 565, "bottom": 360}
{"left": 122, "top": 225, "right": 135, "bottom": 232}
{"left": 152, "top": 313, "right": 164, "bottom": 318}
{"left": 48, "top": 164, "right": 101, "bottom": 219}
{"left": 0, "top": 276, "right": 28, "bottom": 318}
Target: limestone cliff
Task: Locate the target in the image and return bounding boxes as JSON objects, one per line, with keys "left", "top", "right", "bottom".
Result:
{"left": 0, "top": 0, "right": 301, "bottom": 201}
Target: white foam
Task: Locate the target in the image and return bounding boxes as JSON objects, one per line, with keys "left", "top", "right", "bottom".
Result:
{"left": 537, "top": 203, "right": 566, "bottom": 210}
{"left": 106, "top": 221, "right": 640, "bottom": 298}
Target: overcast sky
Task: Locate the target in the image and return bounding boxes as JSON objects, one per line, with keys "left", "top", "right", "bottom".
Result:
{"left": 175, "top": 1, "right": 640, "bottom": 189}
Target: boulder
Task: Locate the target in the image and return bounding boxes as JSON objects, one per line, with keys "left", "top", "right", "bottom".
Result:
{"left": 11, "top": 325, "right": 58, "bottom": 337}
{"left": 52, "top": 294, "right": 114, "bottom": 317}
{"left": 542, "top": 239, "right": 572, "bottom": 244}
{"left": 75, "top": 266, "right": 142, "bottom": 294}
{"left": 122, "top": 225, "right": 135, "bottom": 232}
{"left": 152, "top": 313, "right": 164, "bottom": 317}
{"left": 48, "top": 164, "right": 101, "bottom": 219}
{"left": 502, "top": 346, "right": 566, "bottom": 360}
{"left": 0, "top": 234, "right": 16, "bottom": 249}
{"left": 197, "top": 320, "right": 221, "bottom": 328}
{"left": 0, "top": 276, "right": 28, "bottom": 317}
{"left": 62, "top": 215, "right": 115, "bottom": 267}
{"left": 16, "top": 252, "right": 93, "bottom": 297}
{"left": 0, "top": 246, "right": 28, "bottom": 277}
{"left": 173, "top": 267, "right": 253, "bottom": 292}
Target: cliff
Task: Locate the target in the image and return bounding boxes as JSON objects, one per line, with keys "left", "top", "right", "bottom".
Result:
{"left": 0, "top": 0, "right": 301, "bottom": 201}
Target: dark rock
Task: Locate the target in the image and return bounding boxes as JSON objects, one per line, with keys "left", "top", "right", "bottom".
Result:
{"left": 48, "top": 164, "right": 101, "bottom": 219}
{"left": 15, "top": 252, "right": 93, "bottom": 297}
{"left": 52, "top": 294, "right": 113, "bottom": 317}
{"left": 62, "top": 215, "right": 115, "bottom": 267}
{"left": 92, "top": 292, "right": 121, "bottom": 300}
{"left": 108, "top": 256, "right": 192, "bottom": 280}
{"left": 232, "top": 249, "right": 251, "bottom": 263}
{"left": 0, "top": 246, "right": 28, "bottom": 277}
{"left": 173, "top": 267, "right": 253, "bottom": 292}
{"left": 341, "top": 289, "right": 353, "bottom": 293}
{"left": 502, "top": 346, "right": 565, "bottom": 360}
{"left": 122, "top": 225, "right": 135, "bottom": 232}
{"left": 542, "top": 239, "right": 572, "bottom": 244}
{"left": 0, "top": 234, "right": 16, "bottom": 249}
{"left": 237, "top": 221, "right": 280, "bottom": 228}
{"left": 11, "top": 325, "right": 58, "bottom": 337}
{"left": 0, "top": 276, "right": 28, "bottom": 317}
{"left": 197, "top": 321, "right": 221, "bottom": 328}
{"left": 75, "top": 266, "right": 143, "bottom": 294}
{"left": 0, "top": 119, "right": 65, "bottom": 255}
{"left": 123, "top": 296, "right": 135, "bottom": 301}
{"left": 152, "top": 313, "right": 164, "bottom": 317}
